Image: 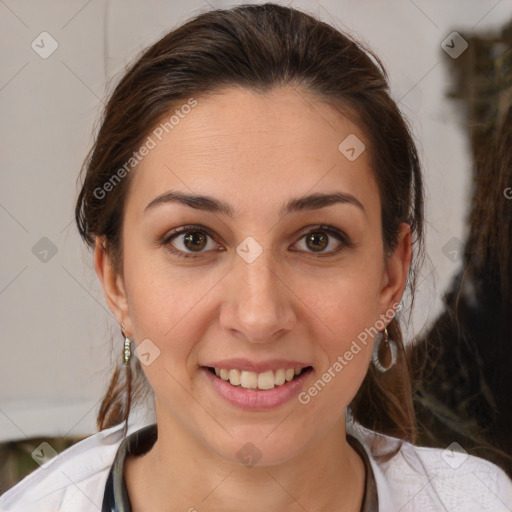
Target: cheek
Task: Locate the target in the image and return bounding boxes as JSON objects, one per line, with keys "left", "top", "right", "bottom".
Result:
{"left": 303, "top": 255, "right": 382, "bottom": 341}
{"left": 297, "top": 265, "right": 381, "bottom": 402}
{"left": 293, "top": 284, "right": 376, "bottom": 439}
{"left": 122, "top": 245, "right": 207, "bottom": 409}
{"left": 122, "top": 243, "right": 203, "bottom": 357}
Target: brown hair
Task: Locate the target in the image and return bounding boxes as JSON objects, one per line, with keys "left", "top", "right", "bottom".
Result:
{"left": 75, "top": 3, "right": 424, "bottom": 445}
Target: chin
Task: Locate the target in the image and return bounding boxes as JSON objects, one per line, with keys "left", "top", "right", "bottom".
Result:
{"left": 202, "top": 426, "right": 310, "bottom": 468}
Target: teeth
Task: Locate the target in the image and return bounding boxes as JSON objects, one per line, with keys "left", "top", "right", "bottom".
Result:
{"left": 240, "top": 370, "right": 258, "bottom": 389}
{"left": 274, "top": 368, "right": 286, "bottom": 386}
{"left": 212, "top": 366, "right": 307, "bottom": 390}
{"left": 228, "top": 369, "right": 241, "bottom": 386}
{"left": 257, "top": 370, "right": 275, "bottom": 390}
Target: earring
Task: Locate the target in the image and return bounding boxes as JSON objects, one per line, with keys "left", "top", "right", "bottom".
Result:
{"left": 121, "top": 322, "right": 131, "bottom": 365}
{"left": 123, "top": 337, "right": 131, "bottom": 365}
{"left": 372, "top": 327, "right": 397, "bottom": 372}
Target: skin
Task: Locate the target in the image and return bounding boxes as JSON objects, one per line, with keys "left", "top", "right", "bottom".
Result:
{"left": 94, "top": 85, "right": 411, "bottom": 512}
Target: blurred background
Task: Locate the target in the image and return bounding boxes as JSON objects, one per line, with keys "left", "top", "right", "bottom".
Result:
{"left": 1, "top": 0, "right": 511, "bottom": 491}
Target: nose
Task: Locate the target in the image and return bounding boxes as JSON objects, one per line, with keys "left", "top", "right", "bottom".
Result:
{"left": 219, "top": 247, "right": 297, "bottom": 344}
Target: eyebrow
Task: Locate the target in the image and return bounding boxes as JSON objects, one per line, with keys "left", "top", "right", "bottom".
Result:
{"left": 144, "top": 190, "right": 366, "bottom": 217}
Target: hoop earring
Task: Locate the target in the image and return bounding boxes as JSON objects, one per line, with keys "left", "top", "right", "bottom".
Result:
{"left": 372, "top": 327, "right": 397, "bottom": 372}
{"left": 121, "top": 322, "right": 131, "bottom": 365}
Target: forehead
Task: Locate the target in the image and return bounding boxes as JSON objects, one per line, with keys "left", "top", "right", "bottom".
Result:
{"left": 126, "top": 86, "right": 379, "bottom": 220}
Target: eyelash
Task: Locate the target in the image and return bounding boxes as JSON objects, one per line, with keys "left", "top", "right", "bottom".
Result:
{"left": 160, "top": 224, "right": 355, "bottom": 259}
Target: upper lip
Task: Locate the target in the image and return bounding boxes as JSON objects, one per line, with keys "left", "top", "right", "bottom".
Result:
{"left": 202, "top": 358, "right": 312, "bottom": 373}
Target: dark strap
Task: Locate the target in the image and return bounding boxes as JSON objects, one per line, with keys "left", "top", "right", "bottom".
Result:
{"left": 347, "top": 434, "right": 379, "bottom": 512}
{"left": 102, "top": 424, "right": 158, "bottom": 512}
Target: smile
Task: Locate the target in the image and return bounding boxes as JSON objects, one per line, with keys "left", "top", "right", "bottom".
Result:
{"left": 200, "top": 365, "right": 314, "bottom": 410}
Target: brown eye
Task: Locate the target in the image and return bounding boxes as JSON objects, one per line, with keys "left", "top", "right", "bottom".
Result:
{"left": 292, "top": 225, "right": 353, "bottom": 256}
{"left": 162, "top": 225, "right": 219, "bottom": 258}
{"left": 183, "top": 231, "right": 208, "bottom": 251}
{"left": 305, "top": 231, "right": 329, "bottom": 252}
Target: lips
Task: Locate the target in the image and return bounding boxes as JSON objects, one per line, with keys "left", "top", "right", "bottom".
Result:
{"left": 200, "top": 364, "right": 314, "bottom": 410}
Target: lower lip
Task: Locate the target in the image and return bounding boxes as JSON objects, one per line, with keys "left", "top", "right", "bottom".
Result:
{"left": 200, "top": 367, "right": 313, "bottom": 410}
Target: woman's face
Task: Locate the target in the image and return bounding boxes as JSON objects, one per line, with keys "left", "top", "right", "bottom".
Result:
{"left": 96, "top": 85, "right": 410, "bottom": 465}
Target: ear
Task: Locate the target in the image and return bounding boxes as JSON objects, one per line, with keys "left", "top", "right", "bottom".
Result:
{"left": 376, "top": 222, "right": 412, "bottom": 317}
{"left": 94, "top": 237, "right": 131, "bottom": 335}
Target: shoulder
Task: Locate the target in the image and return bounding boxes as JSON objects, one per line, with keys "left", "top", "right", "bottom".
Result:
{"left": 348, "top": 421, "right": 512, "bottom": 512}
{"left": 383, "top": 440, "right": 512, "bottom": 511}
{"left": 0, "top": 422, "right": 128, "bottom": 512}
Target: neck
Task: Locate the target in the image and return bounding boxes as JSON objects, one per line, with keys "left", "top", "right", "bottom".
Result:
{"left": 125, "top": 408, "right": 366, "bottom": 512}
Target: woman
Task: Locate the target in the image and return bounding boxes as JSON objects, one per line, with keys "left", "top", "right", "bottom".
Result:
{"left": 1, "top": 3, "right": 511, "bottom": 511}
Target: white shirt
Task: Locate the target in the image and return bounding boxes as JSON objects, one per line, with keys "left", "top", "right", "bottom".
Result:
{"left": 1, "top": 411, "right": 511, "bottom": 512}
